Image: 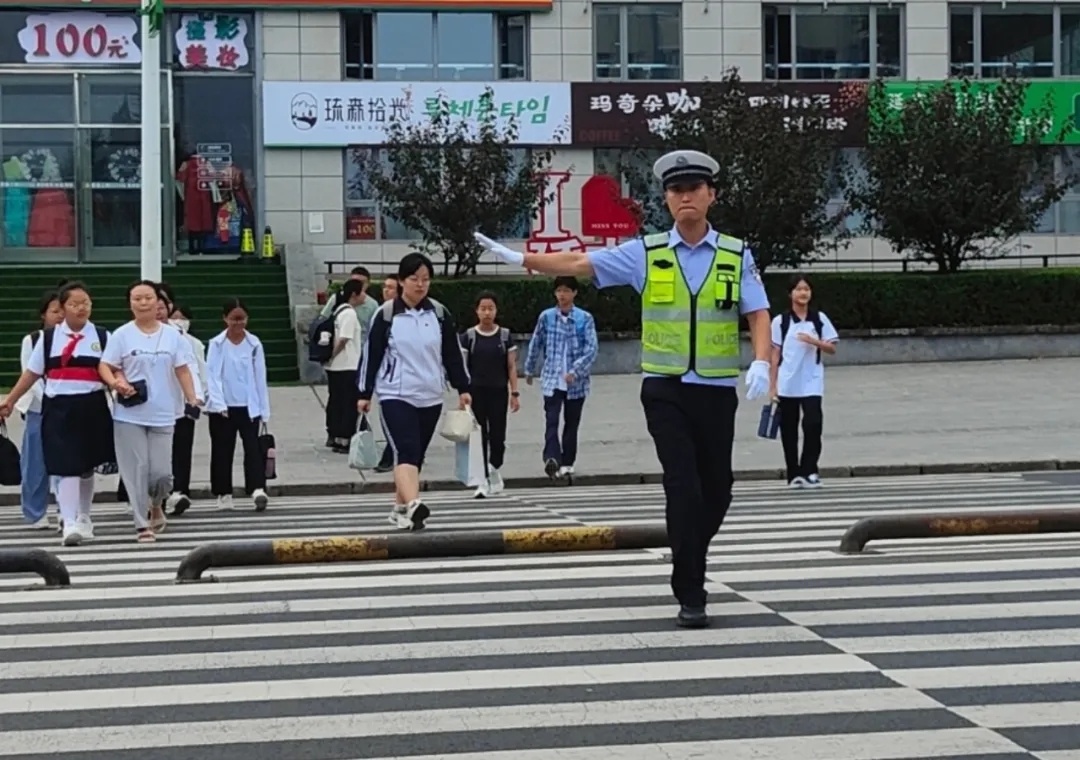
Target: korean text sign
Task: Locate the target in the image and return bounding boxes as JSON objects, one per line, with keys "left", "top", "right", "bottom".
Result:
{"left": 262, "top": 82, "right": 572, "bottom": 147}
{"left": 570, "top": 82, "right": 868, "bottom": 147}
{"left": 879, "top": 81, "right": 1080, "bottom": 145}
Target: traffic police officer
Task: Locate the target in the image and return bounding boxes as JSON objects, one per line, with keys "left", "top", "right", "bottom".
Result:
{"left": 475, "top": 149, "right": 773, "bottom": 628}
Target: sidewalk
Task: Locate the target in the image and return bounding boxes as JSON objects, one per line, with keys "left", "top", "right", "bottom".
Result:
{"left": 2, "top": 357, "right": 1078, "bottom": 503}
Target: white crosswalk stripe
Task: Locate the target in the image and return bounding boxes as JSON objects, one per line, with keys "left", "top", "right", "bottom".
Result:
{"left": 1, "top": 471, "right": 1078, "bottom": 759}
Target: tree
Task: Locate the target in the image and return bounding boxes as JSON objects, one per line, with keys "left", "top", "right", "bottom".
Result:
{"left": 618, "top": 70, "right": 850, "bottom": 272}
{"left": 357, "top": 87, "right": 562, "bottom": 277}
{"left": 847, "top": 76, "right": 1070, "bottom": 273}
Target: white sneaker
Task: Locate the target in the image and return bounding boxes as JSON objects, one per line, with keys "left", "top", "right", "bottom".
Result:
{"left": 473, "top": 481, "right": 490, "bottom": 499}
{"left": 403, "top": 499, "right": 430, "bottom": 531}
{"left": 74, "top": 516, "right": 94, "bottom": 539}
{"left": 216, "top": 495, "right": 234, "bottom": 511}
{"left": 62, "top": 523, "right": 84, "bottom": 546}
{"left": 252, "top": 488, "right": 269, "bottom": 512}
{"left": 805, "top": 474, "right": 822, "bottom": 488}
{"left": 488, "top": 469, "right": 505, "bottom": 495}
{"left": 30, "top": 516, "right": 51, "bottom": 531}
{"left": 166, "top": 491, "right": 191, "bottom": 516}
{"left": 388, "top": 504, "right": 410, "bottom": 529}
{"left": 789, "top": 476, "right": 807, "bottom": 489}
{"left": 558, "top": 465, "right": 574, "bottom": 478}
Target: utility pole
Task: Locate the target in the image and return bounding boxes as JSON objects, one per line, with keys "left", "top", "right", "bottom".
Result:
{"left": 139, "top": 0, "right": 164, "bottom": 281}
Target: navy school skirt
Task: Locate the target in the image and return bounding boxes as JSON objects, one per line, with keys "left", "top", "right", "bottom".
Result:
{"left": 41, "top": 391, "right": 116, "bottom": 477}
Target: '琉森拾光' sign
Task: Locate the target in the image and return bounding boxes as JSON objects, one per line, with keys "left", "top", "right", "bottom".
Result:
{"left": 263, "top": 82, "right": 572, "bottom": 147}
{"left": 570, "top": 82, "right": 868, "bottom": 147}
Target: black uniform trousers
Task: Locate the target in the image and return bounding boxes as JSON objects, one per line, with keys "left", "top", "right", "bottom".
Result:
{"left": 172, "top": 416, "right": 196, "bottom": 495}
{"left": 641, "top": 376, "right": 738, "bottom": 608}
{"left": 777, "top": 395, "right": 823, "bottom": 482}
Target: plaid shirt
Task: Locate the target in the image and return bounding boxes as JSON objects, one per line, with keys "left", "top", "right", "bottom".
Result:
{"left": 524, "top": 306, "right": 598, "bottom": 400}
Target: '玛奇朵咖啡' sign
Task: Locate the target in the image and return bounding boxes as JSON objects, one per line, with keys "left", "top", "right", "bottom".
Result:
{"left": 569, "top": 81, "right": 870, "bottom": 147}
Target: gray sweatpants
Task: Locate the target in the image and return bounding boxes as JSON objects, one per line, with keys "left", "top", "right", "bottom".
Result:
{"left": 114, "top": 420, "right": 174, "bottom": 531}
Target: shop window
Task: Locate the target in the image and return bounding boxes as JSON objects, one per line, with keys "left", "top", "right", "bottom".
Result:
{"left": 763, "top": 4, "right": 904, "bottom": 80}
{"left": 344, "top": 146, "right": 531, "bottom": 241}
{"left": 827, "top": 148, "right": 867, "bottom": 234}
{"left": 593, "top": 147, "right": 670, "bottom": 229}
{"left": 593, "top": 4, "right": 681, "bottom": 81}
{"left": 342, "top": 11, "right": 529, "bottom": 81}
{"left": 0, "top": 125, "right": 77, "bottom": 252}
{"left": 173, "top": 76, "right": 256, "bottom": 256}
{"left": 949, "top": 5, "right": 1054, "bottom": 78}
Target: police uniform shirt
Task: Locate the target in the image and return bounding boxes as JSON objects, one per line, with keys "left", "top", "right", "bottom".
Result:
{"left": 26, "top": 321, "right": 108, "bottom": 397}
{"left": 588, "top": 230, "right": 769, "bottom": 388}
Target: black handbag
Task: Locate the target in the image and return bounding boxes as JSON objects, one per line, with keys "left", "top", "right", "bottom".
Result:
{"left": 115, "top": 380, "right": 149, "bottom": 408}
{"left": 0, "top": 421, "right": 21, "bottom": 486}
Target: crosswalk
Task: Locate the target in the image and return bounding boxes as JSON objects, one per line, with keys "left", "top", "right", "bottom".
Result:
{"left": 1, "top": 472, "right": 1079, "bottom": 759}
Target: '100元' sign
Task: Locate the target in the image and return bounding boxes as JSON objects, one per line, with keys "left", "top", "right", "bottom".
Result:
{"left": 17, "top": 12, "right": 141, "bottom": 64}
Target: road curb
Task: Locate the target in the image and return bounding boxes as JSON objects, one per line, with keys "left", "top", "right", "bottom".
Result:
{"left": 1, "top": 458, "right": 1076, "bottom": 506}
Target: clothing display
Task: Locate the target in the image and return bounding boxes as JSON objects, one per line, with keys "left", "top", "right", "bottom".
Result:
{"left": 1, "top": 149, "right": 74, "bottom": 249}
{"left": 176, "top": 158, "right": 253, "bottom": 255}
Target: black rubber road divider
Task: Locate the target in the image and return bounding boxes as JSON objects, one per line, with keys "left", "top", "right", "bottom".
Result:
{"left": 838, "top": 509, "right": 1080, "bottom": 554}
{"left": 175, "top": 525, "right": 670, "bottom": 582}
{"left": 0, "top": 549, "right": 71, "bottom": 587}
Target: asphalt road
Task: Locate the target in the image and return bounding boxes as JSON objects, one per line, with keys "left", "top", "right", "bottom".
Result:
{"left": 2, "top": 472, "right": 1079, "bottom": 759}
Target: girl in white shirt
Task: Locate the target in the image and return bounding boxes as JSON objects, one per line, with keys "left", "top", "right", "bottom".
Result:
{"left": 16, "top": 289, "right": 64, "bottom": 529}
{"left": 100, "top": 281, "right": 200, "bottom": 543}
{"left": 0, "top": 281, "right": 116, "bottom": 547}
{"left": 205, "top": 298, "right": 272, "bottom": 512}
{"left": 165, "top": 303, "right": 207, "bottom": 517}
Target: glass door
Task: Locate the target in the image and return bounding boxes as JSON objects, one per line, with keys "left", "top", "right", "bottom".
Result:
{"left": 0, "top": 72, "right": 78, "bottom": 264}
{"left": 76, "top": 71, "right": 173, "bottom": 264}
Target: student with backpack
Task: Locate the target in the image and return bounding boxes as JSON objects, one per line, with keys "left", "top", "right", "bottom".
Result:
{"left": 357, "top": 253, "right": 471, "bottom": 531}
{"left": 460, "top": 291, "right": 520, "bottom": 498}
{"left": 15, "top": 288, "right": 64, "bottom": 529}
{"left": 523, "top": 276, "right": 599, "bottom": 480}
{"left": 769, "top": 274, "right": 838, "bottom": 489}
{"left": 322, "top": 280, "right": 368, "bottom": 453}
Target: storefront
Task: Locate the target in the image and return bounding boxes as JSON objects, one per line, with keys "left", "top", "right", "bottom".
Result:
{"left": 0, "top": 6, "right": 258, "bottom": 265}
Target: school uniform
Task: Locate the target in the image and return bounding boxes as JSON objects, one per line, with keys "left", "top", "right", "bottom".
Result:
{"left": 205, "top": 330, "right": 271, "bottom": 509}
{"left": 26, "top": 321, "right": 115, "bottom": 545}
{"left": 16, "top": 331, "right": 50, "bottom": 526}
{"left": 167, "top": 325, "right": 207, "bottom": 514}
{"left": 460, "top": 325, "right": 516, "bottom": 496}
{"left": 771, "top": 310, "right": 839, "bottom": 487}
{"left": 101, "top": 321, "right": 192, "bottom": 532}
{"left": 326, "top": 305, "right": 362, "bottom": 450}
{"left": 359, "top": 297, "right": 470, "bottom": 530}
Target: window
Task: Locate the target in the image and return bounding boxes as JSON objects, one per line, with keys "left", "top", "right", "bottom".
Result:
{"left": 949, "top": 5, "right": 1064, "bottom": 78}
{"left": 827, "top": 148, "right": 868, "bottom": 234}
{"left": 594, "top": 4, "right": 681, "bottom": 81}
{"left": 594, "top": 148, "right": 672, "bottom": 231}
{"left": 342, "top": 11, "right": 528, "bottom": 81}
{"left": 344, "top": 147, "right": 532, "bottom": 241}
{"left": 764, "top": 5, "right": 903, "bottom": 80}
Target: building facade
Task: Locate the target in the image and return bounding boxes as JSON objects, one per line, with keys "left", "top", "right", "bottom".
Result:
{"left": 2, "top": 0, "right": 1079, "bottom": 273}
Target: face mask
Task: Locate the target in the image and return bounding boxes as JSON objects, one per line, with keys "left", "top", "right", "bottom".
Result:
{"left": 170, "top": 318, "right": 190, "bottom": 334}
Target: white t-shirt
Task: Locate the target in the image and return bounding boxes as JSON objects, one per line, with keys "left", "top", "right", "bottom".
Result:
{"left": 771, "top": 311, "right": 839, "bottom": 398}
{"left": 101, "top": 321, "right": 191, "bottom": 428}
{"left": 327, "top": 305, "right": 362, "bottom": 372}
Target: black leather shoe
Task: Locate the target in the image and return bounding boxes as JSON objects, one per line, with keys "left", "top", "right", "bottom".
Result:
{"left": 676, "top": 605, "right": 710, "bottom": 628}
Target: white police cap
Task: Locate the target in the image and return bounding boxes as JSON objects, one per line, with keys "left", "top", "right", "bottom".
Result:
{"left": 652, "top": 149, "right": 719, "bottom": 188}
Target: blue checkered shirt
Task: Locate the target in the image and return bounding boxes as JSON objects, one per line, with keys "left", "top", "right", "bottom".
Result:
{"left": 524, "top": 306, "right": 598, "bottom": 400}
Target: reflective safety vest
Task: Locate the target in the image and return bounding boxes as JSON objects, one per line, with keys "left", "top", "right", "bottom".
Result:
{"left": 640, "top": 232, "right": 744, "bottom": 378}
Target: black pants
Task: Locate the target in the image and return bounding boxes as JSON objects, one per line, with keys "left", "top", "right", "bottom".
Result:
{"left": 380, "top": 399, "right": 441, "bottom": 468}
{"left": 641, "top": 377, "right": 737, "bottom": 608}
{"left": 777, "top": 395, "right": 823, "bottom": 482}
{"left": 472, "top": 386, "right": 509, "bottom": 474}
{"left": 208, "top": 407, "right": 265, "bottom": 496}
{"left": 172, "top": 416, "right": 196, "bottom": 495}
{"left": 326, "top": 369, "right": 359, "bottom": 446}
{"left": 542, "top": 390, "right": 585, "bottom": 467}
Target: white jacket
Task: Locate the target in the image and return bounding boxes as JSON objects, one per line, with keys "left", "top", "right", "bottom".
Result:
{"left": 205, "top": 330, "right": 271, "bottom": 422}
{"left": 15, "top": 333, "right": 45, "bottom": 415}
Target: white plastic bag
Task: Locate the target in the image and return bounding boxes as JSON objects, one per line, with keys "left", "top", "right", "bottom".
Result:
{"left": 348, "top": 415, "right": 379, "bottom": 472}
{"left": 455, "top": 425, "right": 487, "bottom": 487}
{"left": 440, "top": 408, "right": 474, "bottom": 443}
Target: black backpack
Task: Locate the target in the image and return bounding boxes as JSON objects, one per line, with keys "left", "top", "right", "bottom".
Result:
{"left": 0, "top": 421, "right": 21, "bottom": 486}
{"left": 308, "top": 303, "right": 351, "bottom": 364}
{"left": 463, "top": 326, "right": 511, "bottom": 356}
{"left": 779, "top": 310, "right": 824, "bottom": 365}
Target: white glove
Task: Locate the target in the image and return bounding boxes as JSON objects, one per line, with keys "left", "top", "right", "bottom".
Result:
{"left": 474, "top": 232, "right": 525, "bottom": 267}
{"left": 744, "top": 360, "right": 771, "bottom": 401}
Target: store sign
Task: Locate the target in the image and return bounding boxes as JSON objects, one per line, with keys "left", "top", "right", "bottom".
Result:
{"left": 174, "top": 13, "right": 249, "bottom": 71}
{"left": 16, "top": 12, "right": 140, "bottom": 64}
{"left": 580, "top": 175, "right": 639, "bottom": 238}
{"left": 570, "top": 82, "right": 868, "bottom": 147}
{"left": 880, "top": 81, "right": 1080, "bottom": 145}
{"left": 263, "top": 81, "right": 572, "bottom": 147}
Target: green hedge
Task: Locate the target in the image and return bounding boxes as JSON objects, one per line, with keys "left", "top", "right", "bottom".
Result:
{"left": 331, "top": 270, "right": 1080, "bottom": 333}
